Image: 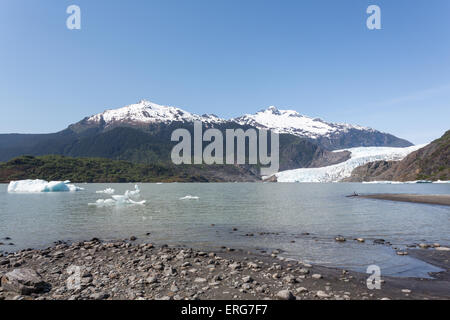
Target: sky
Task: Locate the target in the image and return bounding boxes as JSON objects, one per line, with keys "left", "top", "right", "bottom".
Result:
{"left": 0, "top": 0, "right": 449, "bottom": 144}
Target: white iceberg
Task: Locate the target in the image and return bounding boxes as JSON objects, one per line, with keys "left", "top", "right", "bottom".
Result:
{"left": 7, "top": 179, "right": 84, "bottom": 193}
{"left": 89, "top": 185, "right": 145, "bottom": 206}
{"left": 275, "top": 145, "right": 425, "bottom": 183}
{"left": 96, "top": 188, "right": 115, "bottom": 194}
{"left": 126, "top": 185, "right": 140, "bottom": 198}
{"left": 179, "top": 195, "right": 199, "bottom": 200}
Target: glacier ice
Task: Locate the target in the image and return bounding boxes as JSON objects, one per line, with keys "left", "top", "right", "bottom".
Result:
{"left": 89, "top": 185, "right": 145, "bottom": 206}
{"left": 96, "top": 188, "right": 115, "bottom": 194}
{"left": 179, "top": 195, "right": 199, "bottom": 200}
{"left": 275, "top": 145, "right": 425, "bottom": 183}
{"left": 7, "top": 179, "right": 84, "bottom": 193}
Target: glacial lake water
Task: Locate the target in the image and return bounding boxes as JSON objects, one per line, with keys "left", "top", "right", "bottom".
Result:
{"left": 1, "top": 183, "right": 449, "bottom": 278}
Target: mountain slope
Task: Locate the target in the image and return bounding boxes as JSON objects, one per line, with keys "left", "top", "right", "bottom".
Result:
{"left": 0, "top": 155, "right": 260, "bottom": 183}
{"left": 346, "top": 130, "right": 450, "bottom": 182}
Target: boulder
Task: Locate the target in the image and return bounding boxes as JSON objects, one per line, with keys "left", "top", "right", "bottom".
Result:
{"left": 1, "top": 268, "right": 49, "bottom": 295}
{"left": 276, "top": 290, "right": 295, "bottom": 300}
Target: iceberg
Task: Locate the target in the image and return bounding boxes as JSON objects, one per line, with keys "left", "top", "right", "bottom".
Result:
{"left": 126, "top": 185, "right": 140, "bottom": 198}
{"left": 89, "top": 185, "right": 145, "bottom": 206}
{"left": 179, "top": 195, "right": 199, "bottom": 200}
{"left": 96, "top": 188, "right": 115, "bottom": 194}
{"left": 275, "top": 145, "right": 425, "bottom": 183}
{"left": 7, "top": 179, "right": 84, "bottom": 193}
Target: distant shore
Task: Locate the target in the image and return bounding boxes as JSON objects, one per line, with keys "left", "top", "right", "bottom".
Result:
{"left": 359, "top": 193, "right": 450, "bottom": 206}
{"left": 1, "top": 238, "right": 449, "bottom": 300}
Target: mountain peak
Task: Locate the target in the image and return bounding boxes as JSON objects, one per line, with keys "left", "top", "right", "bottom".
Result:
{"left": 235, "top": 105, "right": 373, "bottom": 139}
{"left": 86, "top": 100, "right": 225, "bottom": 126}
{"left": 81, "top": 99, "right": 411, "bottom": 147}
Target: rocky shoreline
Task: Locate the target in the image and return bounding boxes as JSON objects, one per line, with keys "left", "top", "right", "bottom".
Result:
{"left": 0, "top": 238, "right": 449, "bottom": 300}
{"left": 359, "top": 193, "right": 450, "bottom": 206}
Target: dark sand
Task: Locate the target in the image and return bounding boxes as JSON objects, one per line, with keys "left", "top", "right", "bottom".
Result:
{"left": 359, "top": 194, "right": 450, "bottom": 206}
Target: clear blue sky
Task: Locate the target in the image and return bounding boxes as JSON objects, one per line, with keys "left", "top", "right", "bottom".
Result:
{"left": 0, "top": 0, "right": 449, "bottom": 144}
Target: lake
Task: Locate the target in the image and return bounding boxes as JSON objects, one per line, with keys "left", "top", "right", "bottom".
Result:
{"left": 1, "top": 182, "right": 449, "bottom": 278}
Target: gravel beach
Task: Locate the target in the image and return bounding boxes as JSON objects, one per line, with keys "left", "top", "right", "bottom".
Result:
{"left": 0, "top": 238, "right": 449, "bottom": 300}
{"left": 359, "top": 193, "right": 450, "bottom": 206}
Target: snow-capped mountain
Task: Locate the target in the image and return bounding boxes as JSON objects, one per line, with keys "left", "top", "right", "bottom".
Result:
{"left": 0, "top": 98, "right": 416, "bottom": 172}
{"left": 87, "top": 100, "right": 373, "bottom": 139}
{"left": 274, "top": 144, "right": 425, "bottom": 182}
{"left": 86, "top": 100, "right": 225, "bottom": 127}
{"left": 234, "top": 106, "right": 374, "bottom": 139}
{"left": 76, "top": 99, "right": 412, "bottom": 150}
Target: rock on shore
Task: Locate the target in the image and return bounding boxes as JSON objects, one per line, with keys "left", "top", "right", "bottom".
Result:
{"left": 0, "top": 239, "right": 448, "bottom": 300}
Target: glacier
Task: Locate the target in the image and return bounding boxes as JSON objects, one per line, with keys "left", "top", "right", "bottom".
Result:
{"left": 7, "top": 179, "right": 84, "bottom": 193}
{"left": 274, "top": 145, "right": 425, "bottom": 183}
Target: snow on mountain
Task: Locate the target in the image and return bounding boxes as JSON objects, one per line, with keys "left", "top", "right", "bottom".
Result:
{"left": 274, "top": 144, "right": 425, "bottom": 182}
{"left": 234, "top": 106, "right": 375, "bottom": 139}
{"left": 87, "top": 101, "right": 374, "bottom": 139}
{"left": 82, "top": 100, "right": 410, "bottom": 149}
{"left": 87, "top": 100, "right": 225, "bottom": 127}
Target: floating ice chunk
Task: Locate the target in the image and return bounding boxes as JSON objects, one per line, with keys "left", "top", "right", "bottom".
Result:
{"left": 179, "top": 195, "right": 199, "bottom": 200}
{"left": 124, "top": 185, "right": 140, "bottom": 199}
{"left": 89, "top": 185, "right": 145, "bottom": 207}
{"left": 7, "top": 179, "right": 84, "bottom": 193}
{"left": 96, "top": 188, "right": 115, "bottom": 194}
{"left": 434, "top": 180, "right": 450, "bottom": 184}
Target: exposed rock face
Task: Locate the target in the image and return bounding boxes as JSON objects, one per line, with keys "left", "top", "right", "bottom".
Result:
{"left": 1, "top": 268, "right": 50, "bottom": 295}
{"left": 346, "top": 130, "right": 450, "bottom": 182}
{"left": 308, "top": 149, "right": 351, "bottom": 168}
{"left": 343, "top": 160, "right": 397, "bottom": 182}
